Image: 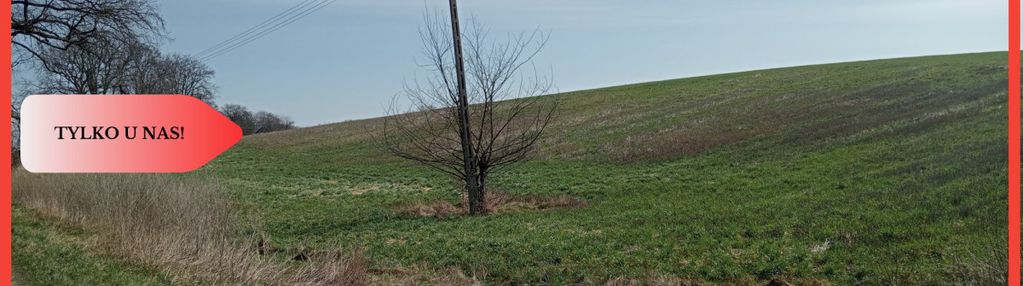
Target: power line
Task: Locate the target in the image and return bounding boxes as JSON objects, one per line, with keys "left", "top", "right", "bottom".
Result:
{"left": 198, "top": 0, "right": 338, "bottom": 61}
{"left": 196, "top": 0, "right": 321, "bottom": 58}
{"left": 199, "top": 0, "right": 335, "bottom": 61}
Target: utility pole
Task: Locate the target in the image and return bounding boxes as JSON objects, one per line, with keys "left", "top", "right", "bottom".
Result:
{"left": 447, "top": 0, "right": 483, "bottom": 214}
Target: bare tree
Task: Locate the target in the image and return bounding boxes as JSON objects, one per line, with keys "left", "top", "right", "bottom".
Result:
{"left": 220, "top": 104, "right": 257, "bottom": 135}
{"left": 121, "top": 52, "right": 218, "bottom": 105}
{"left": 384, "top": 7, "right": 556, "bottom": 215}
{"left": 11, "top": 0, "right": 165, "bottom": 164}
{"left": 30, "top": 35, "right": 218, "bottom": 105}
{"left": 31, "top": 31, "right": 150, "bottom": 94}
{"left": 253, "top": 111, "right": 295, "bottom": 134}
{"left": 220, "top": 104, "right": 294, "bottom": 135}
{"left": 11, "top": 0, "right": 164, "bottom": 68}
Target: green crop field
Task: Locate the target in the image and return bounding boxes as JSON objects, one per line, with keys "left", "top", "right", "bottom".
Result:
{"left": 14, "top": 52, "right": 1012, "bottom": 285}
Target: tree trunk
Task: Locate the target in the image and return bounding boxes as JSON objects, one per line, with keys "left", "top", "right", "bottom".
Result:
{"left": 466, "top": 174, "right": 486, "bottom": 215}
{"left": 447, "top": 0, "right": 486, "bottom": 215}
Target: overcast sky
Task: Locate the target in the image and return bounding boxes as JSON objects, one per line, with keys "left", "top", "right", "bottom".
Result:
{"left": 155, "top": 0, "right": 1007, "bottom": 126}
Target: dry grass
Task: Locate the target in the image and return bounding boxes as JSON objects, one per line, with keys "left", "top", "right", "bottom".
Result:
{"left": 603, "top": 275, "right": 712, "bottom": 286}
{"left": 13, "top": 170, "right": 367, "bottom": 286}
{"left": 369, "top": 265, "right": 485, "bottom": 286}
{"left": 393, "top": 200, "right": 463, "bottom": 218}
{"left": 945, "top": 243, "right": 1012, "bottom": 286}
{"left": 604, "top": 275, "right": 829, "bottom": 286}
{"left": 480, "top": 191, "right": 589, "bottom": 213}
{"left": 393, "top": 191, "right": 587, "bottom": 218}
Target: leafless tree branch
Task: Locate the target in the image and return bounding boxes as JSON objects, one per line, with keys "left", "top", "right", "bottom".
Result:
{"left": 382, "top": 8, "right": 556, "bottom": 215}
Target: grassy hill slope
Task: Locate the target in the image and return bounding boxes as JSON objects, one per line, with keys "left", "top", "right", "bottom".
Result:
{"left": 207, "top": 52, "right": 1009, "bottom": 284}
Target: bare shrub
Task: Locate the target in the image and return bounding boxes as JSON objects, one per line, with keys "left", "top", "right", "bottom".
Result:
{"left": 13, "top": 171, "right": 366, "bottom": 285}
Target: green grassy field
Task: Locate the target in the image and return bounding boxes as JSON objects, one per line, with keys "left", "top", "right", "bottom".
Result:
{"left": 15, "top": 52, "right": 1011, "bottom": 284}
{"left": 12, "top": 207, "right": 175, "bottom": 286}
{"left": 203, "top": 52, "right": 1011, "bottom": 284}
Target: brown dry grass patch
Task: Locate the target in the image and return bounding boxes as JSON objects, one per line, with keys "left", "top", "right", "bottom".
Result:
{"left": 604, "top": 275, "right": 829, "bottom": 286}
{"left": 944, "top": 242, "right": 1012, "bottom": 286}
{"left": 369, "top": 265, "right": 485, "bottom": 286}
{"left": 13, "top": 171, "right": 367, "bottom": 286}
{"left": 393, "top": 191, "right": 587, "bottom": 218}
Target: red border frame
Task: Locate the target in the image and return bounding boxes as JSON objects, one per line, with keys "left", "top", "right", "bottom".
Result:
{"left": 1010, "top": 0, "right": 1021, "bottom": 284}
{"left": 2, "top": 0, "right": 11, "bottom": 284}
{"left": 0, "top": 1, "right": 1017, "bottom": 285}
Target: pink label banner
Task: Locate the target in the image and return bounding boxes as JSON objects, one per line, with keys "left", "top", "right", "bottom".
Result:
{"left": 20, "top": 95, "right": 241, "bottom": 173}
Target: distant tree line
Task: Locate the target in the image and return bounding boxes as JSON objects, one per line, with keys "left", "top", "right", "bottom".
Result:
{"left": 219, "top": 104, "right": 295, "bottom": 135}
